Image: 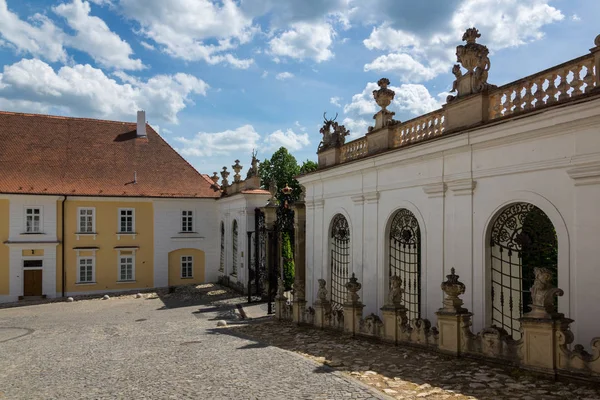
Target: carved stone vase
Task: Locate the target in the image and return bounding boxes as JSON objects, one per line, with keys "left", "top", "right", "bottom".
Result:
{"left": 372, "top": 78, "right": 395, "bottom": 111}
{"left": 440, "top": 268, "right": 467, "bottom": 313}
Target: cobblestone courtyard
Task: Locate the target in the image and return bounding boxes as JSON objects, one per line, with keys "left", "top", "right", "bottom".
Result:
{"left": 0, "top": 286, "right": 383, "bottom": 400}
{"left": 1, "top": 286, "right": 600, "bottom": 400}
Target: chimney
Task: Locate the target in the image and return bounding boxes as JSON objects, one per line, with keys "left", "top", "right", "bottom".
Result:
{"left": 136, "top": 110, "right": 146, "bottom": 137}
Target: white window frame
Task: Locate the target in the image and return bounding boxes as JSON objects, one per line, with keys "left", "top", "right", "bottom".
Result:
{"left": 118, "top": 254, "right": 135, "bottom": 282}
{"left": 77, "top": 207, "right": 96, "bottom": 233}
{"left": 24, "top": 206, "right": 43, "bottom": 233}
{"left": 181, "top": 210, "right": 194, "bottom": 233}
{"left": 118, "top": 208, "right": 135, "bottom": 234}
{"left": 181, "top": 255, "right": 193, "bottom": 278}
{"left": 76, "top": 256, "right": 96, "bottom": 284}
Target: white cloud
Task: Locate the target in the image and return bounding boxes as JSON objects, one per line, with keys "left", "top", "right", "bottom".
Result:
{"left": 450, "top": 0, "right": 564, "bottom": 50}
{"left": 140, "top": 41, "right": 155, "bottom": 50}
{"left": 361, "top": 0, "right": 565, "bottom": 83}
{"left": 0, "top": 58, "right": 207, "bottom": 123}
{"left": 0, "top": 0, "right": 67, "bottom": 63}
{"left": 176, "top": 124, "right": 261, "bottom": 157}
{"left": 275, "top": 71, "right": 294, "bottom": 80}
{"left": 330, "top": 96, "right": 341, "bottom": 107}
{"left": 393, "top": 84, "right": 446, "bottom": 116}
{"left": 341, "top": 117, "right": 369, "bottom": 139}
{"left": 343, "top": 82, "right": 378, "bottom": 115}
{"left": 53, "top": 0, "right": 143, "bottom": 70}
{"left": 117, "top": 0, "right": 255, "bottom": 68}
{"left": 261, "top": 71, "right": 268, "bottom": 78}
{"left": 363, "top": 25, "right": 419, "bottom": 51}
{"left": 364, "top": 53, "right": 444, "bottom": 83}
{"left": 269, "top": 21, "right": 335, "bottom": 62}
{"left": 342, "top": 81, "right": 446, "bottom": 124}
{"left": 264, "top": 129, "right": 310, "bottom": 151}
{"left": 571, "top": 14, "right": 581, "bottom": 22}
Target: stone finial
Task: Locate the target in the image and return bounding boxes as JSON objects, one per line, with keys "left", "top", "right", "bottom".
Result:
{"left": 373, "top": 78, "right": 395, "bottom": 111}
{"left": 370, "top": 78, "right": 398, "bottom": 130}
{"left": 220, "top": 167, "right": 230, "bottom": 187}
{"left": 525, "top": 267, "right": 564, "bottom": 319}
{"left": 232, "top": 160, "right": 243, "bottom": 183}
{"left": 317, "top": 112, "right": 349, "bottom": 153}
{"left": 447, "top": 27, "right": 495, "bottom": 102}
{"left": 316, "top": 278, "right": 329, "bottom": 303}
{"left": 210, "top": 172, "right": 219, "bottom": 185}
{"left": 345, "top": 273, "right": 362, "bottom": 304}
{"left": 594, "top": 34, "right": 600, "bottom": 48}
{"left": 387, "top": 275, "right": 404, "bottom": 307}
{"left": 440, "top": 268, "right": 468, "bottom": 314}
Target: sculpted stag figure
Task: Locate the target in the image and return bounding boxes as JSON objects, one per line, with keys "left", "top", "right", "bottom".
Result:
{"left": 318, "top": 112, "right": 349, "bottom": 152}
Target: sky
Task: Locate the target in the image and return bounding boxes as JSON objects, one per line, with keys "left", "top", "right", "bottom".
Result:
{"left": 0, "top": 0, "right": 598, "bottom": 176}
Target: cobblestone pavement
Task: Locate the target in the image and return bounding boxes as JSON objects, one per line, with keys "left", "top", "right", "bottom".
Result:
{"left": 230, "top": 321, "right": 600, "bottom": 400}
{"left": 0, "top": 285, "right": 385, "bottom": 400}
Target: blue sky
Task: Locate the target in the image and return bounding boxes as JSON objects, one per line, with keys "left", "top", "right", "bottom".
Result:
{"left": 0, "top": 0, "right": 598, "bottom": 176}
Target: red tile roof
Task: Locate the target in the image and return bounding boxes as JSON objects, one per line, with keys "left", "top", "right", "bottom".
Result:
{"left": 0, "top": 111, "right": 220, "bottom": 198}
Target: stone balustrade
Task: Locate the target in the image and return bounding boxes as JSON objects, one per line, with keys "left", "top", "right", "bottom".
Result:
{"left": 489, "top": 53, "right": 597, "bottom": 120}
{"left": 392, "top": 109, "right": 445, "bottom": 148}
{"left": 275, "top": 268, "right": 600, "bottom": 383}
{"left": 340, "top": 137, "right": 368, "bottom": 163}
{"left": 316, "top": 31, "right": 600, "bottom": 170}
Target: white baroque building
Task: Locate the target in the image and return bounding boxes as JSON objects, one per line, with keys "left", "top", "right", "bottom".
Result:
{"left": 298, "top": 29, "right": 600, "bottom": 346}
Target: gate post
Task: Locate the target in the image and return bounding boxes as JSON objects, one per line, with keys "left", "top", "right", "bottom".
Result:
{"left": 436, "top": 268, "right": 472, "bottom": 356}
{"left": 343, "top": 273, "right": 364, "bottom": 335}
{"left": 313, "top": 279, "right": 330, "bottom": 328}
{"left": 292, "top": 192, "right": 307, "bottom": 323}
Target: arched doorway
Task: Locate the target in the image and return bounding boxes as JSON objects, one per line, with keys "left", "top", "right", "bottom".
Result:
{"left": 232, "top": 220, "right": 238, "bottom": 276}
{"left": 330, "top": 214, "right": 350, "bottom": 310}
{"left": 219, "top": 221, "right": 225, "bottom": 273}
{"left": 489, "top": 202, "right": 558, "bottom": 339}
{"left": 388, "top": 208, "right": 421, "bottom": 320}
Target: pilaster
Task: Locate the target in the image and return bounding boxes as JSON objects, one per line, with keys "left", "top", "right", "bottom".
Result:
{"left": 362, "top": 191, "right": 379, "bottom": 314}
{"left": 422, "top": 182, "right": 446, "bottom": 320}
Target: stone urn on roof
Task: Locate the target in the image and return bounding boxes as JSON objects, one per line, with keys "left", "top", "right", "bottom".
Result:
{"left": 371, "top": 78, "right": 398, "bottom": 131}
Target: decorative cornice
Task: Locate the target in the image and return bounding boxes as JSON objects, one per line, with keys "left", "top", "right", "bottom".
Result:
{"left": 566, "top": 163, "right": 600, "bottom": 186}
{"left": 363, "top": 191, "right": 379, "bottom": 204}
{"left": 422, "top": 182, "right": 447, "bottom": 198}
{"left": 447, "top": 179, "right": 477, "bottom": 196}
{"left": 314, "top": 199, "right": 325, "bottom": 209}
{"left": 351, "top": 195, "right": 364, "bottom": 204}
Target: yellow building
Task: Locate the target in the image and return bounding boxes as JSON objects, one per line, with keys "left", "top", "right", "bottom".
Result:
{"left": 0, "top": 110, "right": 221, "bottom": 302}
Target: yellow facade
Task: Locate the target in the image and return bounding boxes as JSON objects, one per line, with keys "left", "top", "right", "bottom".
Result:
{"left": 0, "top": 199, "right": 9, "bottom": 295}
{"left": 168, "top": 248, "right": 205, "bottom": 286}
{"left": 63, "top": 200, "right": 154, "bottom": 293}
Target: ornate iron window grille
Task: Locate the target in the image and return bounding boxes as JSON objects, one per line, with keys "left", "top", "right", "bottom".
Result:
{"left": 330, "top": 214, "right": 350, "bottom": 310}
{"left": 219, "top": 222, "right": 225, "bottom": 272}
{"left": 232, "top": 220, "right": 238, "bottom": 276}
{"left": 490, "top": 203, "right": 558, "bottom": 339}
{"left": 389, "top": 209, "right": 421, "bottom": 321}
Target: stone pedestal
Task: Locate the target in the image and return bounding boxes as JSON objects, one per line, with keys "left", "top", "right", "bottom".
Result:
{"left": 381, "top": 305, "right": 407, "bottom": 343}
{"left": 366, "top": 126, "right": 393, "bottom": 155}
{"left": 314, "top": 301, "right": 330, "bottom": 329}
{"left": 520, "top": 316, "right": 572, "bottom": 373}
{"left": 443, "top": 92, "right": 489, "bottom": 132}
{"left": 343, "top": 302, "right": 364, "bottom": 335}
{"left": 436, "top": 311, "right": 472, "bottom": 355}
{"left": 317, "top": 147, "right": 340, "bottom": 168}
{"left": 293, "top": 300, "right": 307, "bottom": 323}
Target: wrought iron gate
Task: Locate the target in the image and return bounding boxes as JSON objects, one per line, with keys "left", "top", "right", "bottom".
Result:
{"left": 247, "top": 208, "right": 278, "bottom": 313}
{"left": 389, "top": 208, "right": 421, "bottom": 321}
{"left": 330, "top": 214, "right": 350, "bottom": 310}
{"left": 490, "top": 202, "right": 558, "bottom": 339}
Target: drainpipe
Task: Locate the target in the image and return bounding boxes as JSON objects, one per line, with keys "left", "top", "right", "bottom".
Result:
{"left": 61, "top": 195, "right": 67, "bottom": 297}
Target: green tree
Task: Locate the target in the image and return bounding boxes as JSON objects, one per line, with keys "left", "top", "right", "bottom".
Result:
{"left": 258, "top": 148, "right": 318, "bottom": 290}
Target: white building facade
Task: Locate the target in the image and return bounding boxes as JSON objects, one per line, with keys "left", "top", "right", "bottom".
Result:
{"left": 299, "top": 31, "right": 600, "bottom": 347}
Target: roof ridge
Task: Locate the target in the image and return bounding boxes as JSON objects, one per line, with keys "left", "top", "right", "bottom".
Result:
{"left": 0, "top": 110, "right": 137, "bottom": 125}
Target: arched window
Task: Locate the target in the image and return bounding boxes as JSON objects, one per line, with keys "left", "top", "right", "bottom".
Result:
{"left": 388, "top": 209, "right": 421, "bottom": 320}
{"left": 490, "top": 203, "right": 558, "bottom": 339}
{"left": 330, "top": 214, "right": 350, "bottom": 310}
{"left": 219, "top": 222, "right": 225, "bottom": 272}
{"left": 232, "top": 220, "right": 238, "bottom": 276}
